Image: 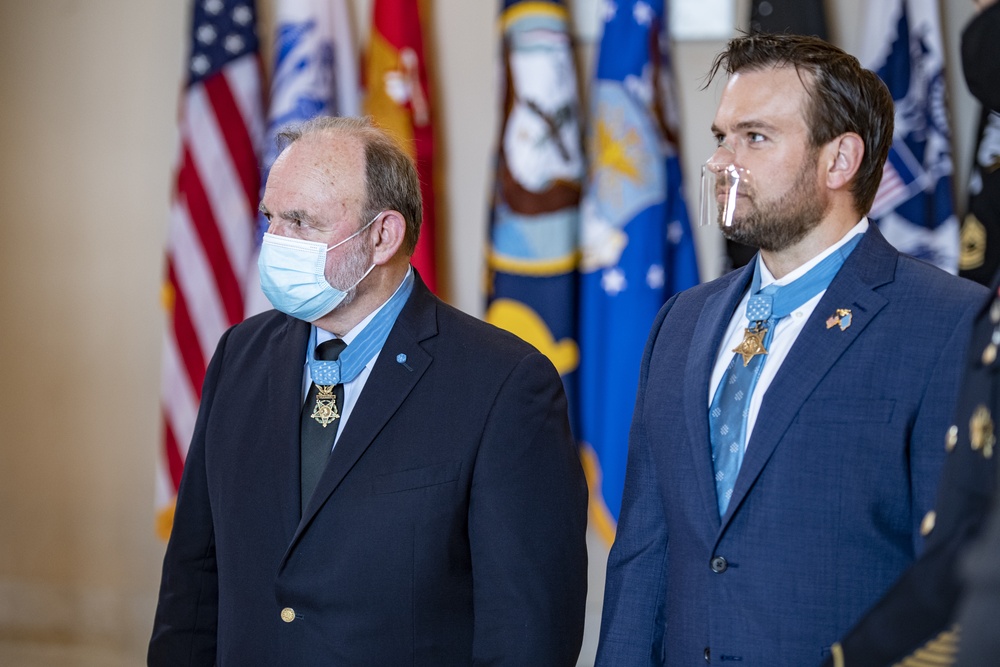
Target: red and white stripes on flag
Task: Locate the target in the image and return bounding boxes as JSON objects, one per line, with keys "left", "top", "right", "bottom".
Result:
{"left": 157, "top": 0, "right": 264, "bottom": 540}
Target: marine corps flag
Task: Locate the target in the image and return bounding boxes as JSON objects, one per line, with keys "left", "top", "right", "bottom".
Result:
{"left": 364, "top": 0, "right": 438, "bottom": 292}
{"left": 860, "top": 0, "right": 958, "bottom": 273}
{"left": 578, "top": 0, "right": 699, "bottom": 542}
{"left": 485, "top": 1, "right": 584, "bottom": 406}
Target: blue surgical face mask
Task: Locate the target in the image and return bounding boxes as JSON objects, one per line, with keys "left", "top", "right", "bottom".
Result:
{"left": 257, "top": 213, "right": 381, "bottom": 322}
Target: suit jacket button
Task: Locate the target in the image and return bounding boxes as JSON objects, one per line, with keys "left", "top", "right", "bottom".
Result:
{"left": 704, "top": 647, "right": 711, "bottom": 662}
{"left": 920, "top": 510, "right": 937, "bottom": 537}
{"left": 280, "top": 607, "right": 296, "bottom": 623}
{"left": 946, "top": 425, "right": 958, "bottom": 451}
{"left": 710, "top": 556, "right": 728, "bottom": 573}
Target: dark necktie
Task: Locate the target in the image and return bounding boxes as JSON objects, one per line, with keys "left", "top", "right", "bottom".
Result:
{"left": 300, "top": 338, "right": 347, "bottom": 512}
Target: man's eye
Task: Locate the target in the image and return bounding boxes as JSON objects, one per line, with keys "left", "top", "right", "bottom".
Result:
{"left": 748, "top": 133, "right": 766, "bottom": 143}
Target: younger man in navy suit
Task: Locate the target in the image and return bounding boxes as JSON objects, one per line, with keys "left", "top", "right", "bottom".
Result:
{"left": 596, "top": 33, "right": 986, "bottom": 665}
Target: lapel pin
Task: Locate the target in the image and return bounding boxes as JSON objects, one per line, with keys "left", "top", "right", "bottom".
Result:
{"left": 825, "top": 308, "right": 852, "bottom": 331}
{"left": 396, "top": 353, "right": 413, "bottom": 371}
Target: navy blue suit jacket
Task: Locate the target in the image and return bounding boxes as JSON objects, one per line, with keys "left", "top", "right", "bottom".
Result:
{"left": 596, "top": 226, "right": 986, "bottom": 665}
{"left": 824, "top": 272, "right": 1000, "bottom": 665}
{"left": 149, "top": 275, "right": 589, "bottom": 666}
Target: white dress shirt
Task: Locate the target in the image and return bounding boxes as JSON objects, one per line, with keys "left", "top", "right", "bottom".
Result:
{"left": 304, "top": 267, "right": 412, "bottom": 450}
{"left": 708, "top": 219, "right": 869, "bottom": 450}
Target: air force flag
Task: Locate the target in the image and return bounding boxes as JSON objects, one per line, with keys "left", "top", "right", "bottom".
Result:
{"left": 578, "top": 0, "right": 699, "bottom": 542}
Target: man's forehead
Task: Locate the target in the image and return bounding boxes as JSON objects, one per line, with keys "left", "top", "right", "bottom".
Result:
{"left": 262, "top": 133, "right": 366, "bottom": 222}
{"left": 715, "top": 66, "right": 810, "bottom": 124}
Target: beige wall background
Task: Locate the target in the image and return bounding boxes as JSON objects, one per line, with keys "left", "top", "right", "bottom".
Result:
{"left": 0, "top": 0, "right": 980, "bottom": 664}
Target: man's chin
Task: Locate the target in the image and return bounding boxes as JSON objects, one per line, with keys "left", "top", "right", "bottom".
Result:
{"left": 719, "top": 219, "right": 752, "bottom": 244}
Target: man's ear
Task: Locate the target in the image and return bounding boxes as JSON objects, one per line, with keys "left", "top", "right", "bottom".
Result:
{"left": 824, "top": 133, "right": 865, "bottom": 192}
{"left": 370, "top": 210, "right": 406, "bottom": 265}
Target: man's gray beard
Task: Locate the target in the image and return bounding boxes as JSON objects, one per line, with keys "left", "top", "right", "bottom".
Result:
{"left": 329, "top": 235, "right": 375, "bottom": 309}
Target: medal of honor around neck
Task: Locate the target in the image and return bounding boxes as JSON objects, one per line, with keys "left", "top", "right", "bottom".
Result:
{"left": 311, "top": 384, "right": 340, "bottom": 427}
{"left": 733, "top": 321, "right": 769, "bottom": 366}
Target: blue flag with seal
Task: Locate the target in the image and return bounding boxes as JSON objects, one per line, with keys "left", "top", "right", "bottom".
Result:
{"left": 245, "top": 0, "right": 361, "bottom": 315}
{"left": 860, "top": 0, "right": 958, "bottom": 273}
{"left": 485, "top": 1, "right": 585, "bottom": 406}
{"left": 578, "top": 0, "right": 698, "bottom": 543}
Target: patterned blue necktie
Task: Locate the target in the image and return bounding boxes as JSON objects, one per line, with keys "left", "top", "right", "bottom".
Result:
{"left": 709, "top": 286, "right": 778, "bottom": 516}
{"left": 709, "top": 234, "right": 863, "bottom": 516}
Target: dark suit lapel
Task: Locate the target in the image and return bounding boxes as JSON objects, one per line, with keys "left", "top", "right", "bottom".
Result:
{"left": 720, "top": 227, "right": 895, "bottom": 528}
{"left": 685, "top": 263, "right": 756, "bottom": 527}
{"left": 266, "top": 315, "right": 312, "bottom": 544}
{"left": 286, "top": 277, "right": 438, "bottom": 552}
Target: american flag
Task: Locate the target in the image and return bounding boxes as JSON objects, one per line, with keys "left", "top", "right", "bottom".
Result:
{"left": 157, "top": 0, "right": 264, "bottom": 539}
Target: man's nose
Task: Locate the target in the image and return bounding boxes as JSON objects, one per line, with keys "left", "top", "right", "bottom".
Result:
{"left": 706, "top": 142, "right": 737, "bottom": 173}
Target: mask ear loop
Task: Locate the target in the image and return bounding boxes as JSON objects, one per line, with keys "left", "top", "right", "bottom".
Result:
{"left": 325, "top": 211, "right": 385, "bottom": 253}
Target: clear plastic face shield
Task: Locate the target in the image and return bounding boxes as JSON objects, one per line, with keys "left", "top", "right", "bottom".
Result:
{"left": 698, "top": 142, "right": 754, "bottom": 228}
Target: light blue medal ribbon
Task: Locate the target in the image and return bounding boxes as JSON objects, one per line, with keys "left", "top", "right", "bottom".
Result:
{"left": 711, "top": 232, "right": 864, "bottom": 515}
{"left": 308, "top": 270, "right": 415, "bottom": 386}
{"left": 745, "top": 232, "right": 863, "bottom": 325}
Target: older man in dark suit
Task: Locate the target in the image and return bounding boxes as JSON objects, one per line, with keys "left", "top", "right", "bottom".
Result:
{"left": 148, "top": 116, "right": 588, "bottom": 666}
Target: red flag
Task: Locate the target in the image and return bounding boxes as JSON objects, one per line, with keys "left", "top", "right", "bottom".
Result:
{"left": 157, "top": 0, "right": 264, "bottom": 539}
{"left": 364, "top": 0, "right": 438, "bottom": 292}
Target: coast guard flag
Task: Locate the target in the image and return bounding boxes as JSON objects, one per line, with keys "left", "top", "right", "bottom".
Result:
{"left": 578, "top": 0, "right": 698, "bottom": 542}
{"left": 158, "top": 0, "right": 264, "bottom": 539}
{"left": 365, "top": 0, "right": 438, "bottom": 292}
{"left": 245, "top": 0, "right": 360, "bottom": 316}
{"left": 860, "top": 0, "right": 958, "bottom": 273}
{"left": 485, "top": 1, "right": 584, "bottom": 412}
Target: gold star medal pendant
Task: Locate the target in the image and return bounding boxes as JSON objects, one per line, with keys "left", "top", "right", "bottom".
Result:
{"left": 311, "top": 386, "right": 340, "bottom": 427}
{"left": 733, "top": 321, "right": 769, "bottom": 366}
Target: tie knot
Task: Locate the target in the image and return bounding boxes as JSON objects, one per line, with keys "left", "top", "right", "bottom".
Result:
{"left": 315, "top": 338, "right": 347, "bottom": 361}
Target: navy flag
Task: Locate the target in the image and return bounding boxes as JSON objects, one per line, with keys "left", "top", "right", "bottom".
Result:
{"left": 578, "top": 0, "right": 698, "bottom": 542}
{"left": 485, "top": 0, "right": 585, "bottom": 399}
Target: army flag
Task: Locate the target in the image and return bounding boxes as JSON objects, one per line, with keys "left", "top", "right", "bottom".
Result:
{"left": 245, "top": 0, "right": 361, "bottom": 316}
{"left": 364, "top": 0, "right": 438, "bottom": 292}
{"left": 485, "top": 0, "right": 584, "bottom": 409}
{"left": 860, "top": 0, "right": 958, "bottom": 272}
{"left": 578, "top": 0, "right": 699, "bottom": 542}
